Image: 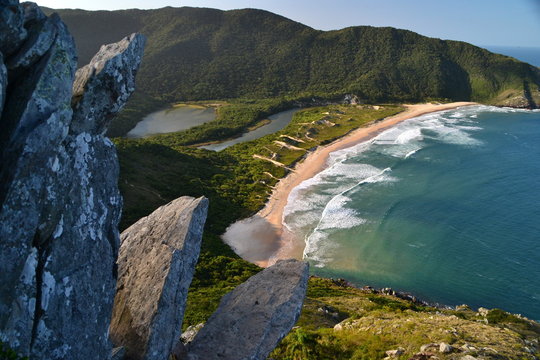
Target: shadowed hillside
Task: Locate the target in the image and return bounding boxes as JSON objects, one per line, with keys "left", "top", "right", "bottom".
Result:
{"left": 44, "top": 6, "right": 540, "bottom": 109}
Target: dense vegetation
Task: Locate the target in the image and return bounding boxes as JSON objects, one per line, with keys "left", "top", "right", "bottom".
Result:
{"left": 45, "top": 6, "right": 540, "bottom": 137}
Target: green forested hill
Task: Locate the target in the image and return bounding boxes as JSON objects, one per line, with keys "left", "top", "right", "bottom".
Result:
{"left": 45, "top": 6, "right": 540, "bottom": 108}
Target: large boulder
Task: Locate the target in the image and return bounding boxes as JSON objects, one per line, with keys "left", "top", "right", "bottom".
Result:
{"left": 187, "top": 259, "right": 309, "bottom": 360}
{"left": 0, "top": 2, "right": 145, "bottom": 357}
{"left": 110, "top": 196, "right": 209, "bottom": 360}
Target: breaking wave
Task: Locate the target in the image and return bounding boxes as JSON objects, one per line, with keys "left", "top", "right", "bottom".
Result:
{"left": 284, "top": 105, "right": 496, "bottom": 266}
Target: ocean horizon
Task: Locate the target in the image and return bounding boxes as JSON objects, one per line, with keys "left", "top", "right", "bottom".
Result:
{"left": 283, "top": 105, "right": 540, "bottom": 320}
{"left": 483, "top": 45, "right": 540, "bottom": 67}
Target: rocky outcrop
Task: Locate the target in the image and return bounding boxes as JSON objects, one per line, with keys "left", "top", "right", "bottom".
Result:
{"left": 493, "top": 83, "right": 540, "bottom": 109}
{"left": 1, "top": 3, "right": 310, "bottom": 360}
{"left": 71, "top": 33, "right": 145, "bottom": 135}
{"left": 187, "top": 259, "right": 309, "bottom": 360}
{"left": 110, "top": 196, "right": 209, "bottom": 360}
{"left": 0, "top": 2, "right": 145, "bottom": 358}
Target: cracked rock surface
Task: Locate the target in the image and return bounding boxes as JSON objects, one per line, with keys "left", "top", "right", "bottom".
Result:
{"left": 0, "top": 2, "right": 145, "bottom": 358}
{"left": 187, "top": 259, "right": 309, "bottom": 360}
{"left": 110, "top": 196, "right": 209, "bottom": 360}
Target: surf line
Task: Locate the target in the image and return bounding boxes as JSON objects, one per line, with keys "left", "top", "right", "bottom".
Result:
{"left": 303, "top": 166, "right": 393, "bottom": 265}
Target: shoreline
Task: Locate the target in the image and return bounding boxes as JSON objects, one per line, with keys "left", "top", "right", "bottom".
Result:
{"left": 251, "top": 102, "right": 477, "bottom": 267}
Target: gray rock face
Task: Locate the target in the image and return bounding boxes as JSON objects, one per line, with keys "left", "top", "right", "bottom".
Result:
{"left": 21, "top": 2, "right": 47, "bottom": 23}
{"left": 187, "top": 259, "right": 309, "bottom": 360}
{"left": 0, "top": 3, "right": 27, "bottom": 57}
{"left": 0, "top": 3, "right": 145, "bottom": 358}
{"left": 180, "top": 323, "right": 205, "bottom": 345}
{"left": 0, "top": 0, "right": 19, "bottom": 6}
{"left": 6, "top": 11, "right": 57, "bottom": 71}
{"left": 0, "top": 14, "right": 78, "bottom": 356}
{"left": 112, "top": 346, "right": 127, "bottom": 360}
{"left": 72, "top": 33, "right": 146, "bottom": 135}
{"left": 0, "top": 54, "right": 5, "bottom": 115}
{"left": 110, "top": 196, "right": 209, "bottom": 360}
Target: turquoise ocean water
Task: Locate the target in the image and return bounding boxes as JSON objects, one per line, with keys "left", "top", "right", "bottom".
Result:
{"left": 283, "top": 106, "right": 540, "bottom": 319}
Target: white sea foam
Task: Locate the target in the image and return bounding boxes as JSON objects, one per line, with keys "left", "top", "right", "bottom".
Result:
{"left": 302, "top": 230, "right": 337, "bottom": 267}
{"left": 285, "top": 105, "right": 492, "bottom": 267}
{"left": 404, "top": 148, "right": 421, "bottom": 159}
{"left": 449, "top": 111, "right": 466, "bottom": 118}
{"left": 328, "top": 142, "right": 371, "bottom": 165}
{"left": 427, "top": 125, "right": 483, "bottom": 146}
{"left": 284, "top": 163, "right": 385, "bottom": 221}
{"left": 301, "top": 167, "right": 393, "bottom": 265}
{"left": 395, "top": 128, "right": 423, "bottom": 144}
{"left": 470, "top": 104, "right": 540, "bottom": 114}
{"left": 315, "top": 194, "right": 366, "bottom": 230}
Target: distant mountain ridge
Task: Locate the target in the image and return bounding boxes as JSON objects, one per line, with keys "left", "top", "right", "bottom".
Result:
{"left": 43, "top": 6, "right": 540, "bottom": 108}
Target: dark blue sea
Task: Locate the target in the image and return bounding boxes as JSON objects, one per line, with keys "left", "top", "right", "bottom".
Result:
{"left": 283, "top": 106, "right": 540, "bottom": 320}
{"left": 484, "top": 45, "right": 540, "bottom": 67}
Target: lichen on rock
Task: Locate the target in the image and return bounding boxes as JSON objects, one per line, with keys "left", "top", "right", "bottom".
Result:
{"left": 0, "top": 2, "right": 145, "bottom": 358}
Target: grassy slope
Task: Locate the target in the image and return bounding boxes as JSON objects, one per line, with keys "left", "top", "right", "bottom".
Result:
{"left": 45, "top": 7, "right": 540, "bottom": 138}
{"left": 270, "top": 277, "right": 540, "bottom": 360}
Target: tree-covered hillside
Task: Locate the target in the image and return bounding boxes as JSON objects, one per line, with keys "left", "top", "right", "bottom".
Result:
{"left": 45, "top": 7, "right": 540, "bottom": 110}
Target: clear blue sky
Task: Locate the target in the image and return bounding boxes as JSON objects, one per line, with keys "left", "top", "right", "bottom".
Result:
{"left": 36, "top": 0, "right": 540, "bottom": 47}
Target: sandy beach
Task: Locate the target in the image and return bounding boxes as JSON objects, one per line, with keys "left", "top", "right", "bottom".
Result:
{"left": 223, "top": 102, "right": 477, "bottom": 267}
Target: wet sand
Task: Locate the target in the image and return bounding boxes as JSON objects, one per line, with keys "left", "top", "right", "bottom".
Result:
{"left": 222, "top": 102, "right": 477, "bottom": 267}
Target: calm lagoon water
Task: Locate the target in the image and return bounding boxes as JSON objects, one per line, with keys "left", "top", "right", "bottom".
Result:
{"left": 284, "top": 105, "right": 540, "bottom": 319}
{"left": 200, "top": 108, "right": 300, "bottom": 151}
{"left": 127, "top": 105, "right": 215, "bottom": 138}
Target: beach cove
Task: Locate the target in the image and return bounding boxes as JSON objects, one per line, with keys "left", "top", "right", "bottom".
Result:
{"left": 225, "top": 103, "right": 540, "bottom": 320}
{"left": 223, "top": 102, "right": 476, "bottom": 267}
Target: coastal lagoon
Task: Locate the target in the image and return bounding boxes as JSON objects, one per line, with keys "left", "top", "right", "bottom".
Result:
{"left": 283, "top": 106, "right": 540, "bottom": 319}
{"left": 127, "top": 105, "right": 215, "bottom": 138}
{"left": 201, "top": 108, "right": 300, "bottom": 151}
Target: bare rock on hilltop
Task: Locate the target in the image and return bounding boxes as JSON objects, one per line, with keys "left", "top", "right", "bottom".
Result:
{"left": 110, "top": 196, "right": 209, "bottom": 360}
{"left": 187, "top": 259, "right": 309, "bottom": 360}
{"left": 72, "top": 33, "right": 145, "bottom": 135}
